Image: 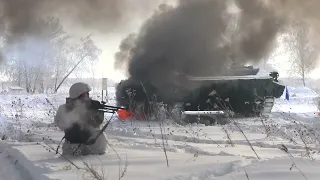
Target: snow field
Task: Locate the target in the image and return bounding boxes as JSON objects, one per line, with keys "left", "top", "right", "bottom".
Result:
{"left": 0, "top": 86, "right": 320, "bottom": 179}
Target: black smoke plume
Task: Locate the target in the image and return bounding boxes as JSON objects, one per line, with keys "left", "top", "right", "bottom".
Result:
{"left": 115, "top": 0, "right": 285, "bottom": 107}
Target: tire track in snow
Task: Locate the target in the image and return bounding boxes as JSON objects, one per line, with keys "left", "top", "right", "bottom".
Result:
{"left": 107, "top": 124, "right": 310, "bottom": 154}
{"left": 162, "top": 160, "right": 247, "bottom": 180}
{"left": 109, "top": 136, "right": 255, "bottom": 159}
{"left": 0, "top": 143, "right": 32, "bottom": 180}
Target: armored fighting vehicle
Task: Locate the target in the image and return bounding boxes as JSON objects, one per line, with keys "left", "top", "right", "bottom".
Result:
{"left": 116, "top": 65, "right": 286, "bottom": 125}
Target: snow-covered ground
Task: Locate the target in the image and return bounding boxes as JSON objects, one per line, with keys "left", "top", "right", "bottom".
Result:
{"left": 0, "top": 86, "right": 320, "bottom": 180}
{"left": 273, "top": 86, "right": 319, "bottom": 114}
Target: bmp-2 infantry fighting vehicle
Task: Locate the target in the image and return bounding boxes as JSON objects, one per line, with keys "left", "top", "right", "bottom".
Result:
{"left": 116, "top": 65, "right": 286, "bottom": 125}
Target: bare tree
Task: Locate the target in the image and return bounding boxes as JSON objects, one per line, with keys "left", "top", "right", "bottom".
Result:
{"left": 2, "top": 16, "right": 102, "bottom": 94}
{"left": 54, "top": 35, "right": 102, "bottom": 93}
{"left": 285, "top": 21, "right": 319, "bottom": 86}
{"left": 51, "top": 35, "right": 71, "bottom": 92}
{"left": 3, "top": 17, "right": 68, "bottom": 93}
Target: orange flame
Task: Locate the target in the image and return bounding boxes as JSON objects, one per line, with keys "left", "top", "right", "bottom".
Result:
{"left": 117, "top": 109, "right": 148, "bottom": 121}
{"left": 117, "top": 109, "right": 133, "bottom": 120}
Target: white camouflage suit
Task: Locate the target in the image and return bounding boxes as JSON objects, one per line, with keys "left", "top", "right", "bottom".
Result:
{"left": 54, "top": 82, "right": 107, "bottom": 156}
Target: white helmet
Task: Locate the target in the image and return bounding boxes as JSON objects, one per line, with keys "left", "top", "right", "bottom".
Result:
{"left": 69, "top": 82, "right": 92, "bottom": 99}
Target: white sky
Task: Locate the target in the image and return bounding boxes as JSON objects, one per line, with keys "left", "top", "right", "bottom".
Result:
{"left": 92, "top": 35, "right": 128, "bottom": 81}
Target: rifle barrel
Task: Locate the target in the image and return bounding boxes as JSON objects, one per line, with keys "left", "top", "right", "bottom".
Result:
{"left": 101, "top": 104, "right": 126, "bottom": 110}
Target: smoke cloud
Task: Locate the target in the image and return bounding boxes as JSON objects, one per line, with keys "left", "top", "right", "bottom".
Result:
{"left": 0, "top": 52, "right": 3, "bottom": 64}
{"left": 0, "top": 0, "right": 168, "bottom": 44}
{"left": 115, "top": 0, "right": 285, "bottom": 102}
{"left": 1, "top": 0, "right": 42, "bottom": 43}
{"left": 232, "top": 0, "right": 284, "bottom": 62}
{"left": 267, "top": 0, "right": 320, "bottom": 42}
{"left": 268, "top": 0, "right": 320, "bottom": 23}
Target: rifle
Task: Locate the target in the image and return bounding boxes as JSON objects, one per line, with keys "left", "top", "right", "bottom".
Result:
{"left": 66, "top": 98, "right": 127, "bottom": 114}
{"left": 89, "top": 99, "right": 127, "bottom": 113}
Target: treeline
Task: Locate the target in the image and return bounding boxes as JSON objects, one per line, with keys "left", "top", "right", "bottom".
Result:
{"left": 0, "top": 17, "right": 102, "bottom": 93}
